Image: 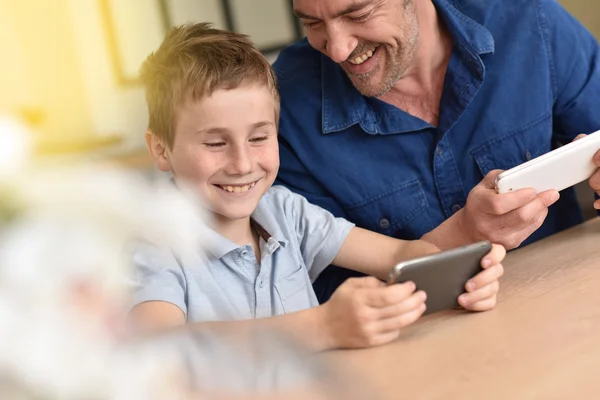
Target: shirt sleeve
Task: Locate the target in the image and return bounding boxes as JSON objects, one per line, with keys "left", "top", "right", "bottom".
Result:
{"left": 543, "top": 0, "right": 600, "bottom": 143}
{"left": 273, "top": 186, "right": 355, "bottom": 281}
{"left": 129, "top": 241, "right": 188, "bottom": 315}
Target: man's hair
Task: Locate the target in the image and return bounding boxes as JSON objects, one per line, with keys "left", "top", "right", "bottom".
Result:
{"left": 140, "top": 22, "right": 279, "bottom": 149}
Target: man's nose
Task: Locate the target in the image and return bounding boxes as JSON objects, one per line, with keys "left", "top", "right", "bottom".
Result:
{"left": 325, "top": 25, "right": 357, "bottom": 63}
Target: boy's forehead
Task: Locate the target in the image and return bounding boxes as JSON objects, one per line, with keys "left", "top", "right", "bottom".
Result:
{"left": 182, "top": 82, "right": 274, "bottom": 108}
{"left": 175, "top": 85, "right": 277, "bottom": 130}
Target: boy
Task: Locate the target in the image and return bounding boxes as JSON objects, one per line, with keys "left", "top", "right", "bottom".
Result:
{"left": 130, "top": 23, "right": 505, "bottom": 351}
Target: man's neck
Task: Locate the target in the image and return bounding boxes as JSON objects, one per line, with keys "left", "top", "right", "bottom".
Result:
{"left": 386, "top": 1, "right": 452, "bottom": 97}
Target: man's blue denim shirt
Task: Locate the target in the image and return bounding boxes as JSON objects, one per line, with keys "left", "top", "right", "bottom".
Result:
{"left": 274, "top": 0, "right": 600, "bottom": 247}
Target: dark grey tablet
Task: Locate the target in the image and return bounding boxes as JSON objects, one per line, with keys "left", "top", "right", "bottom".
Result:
{"left": 387, "top": 241, "right": 492, "bottom": 315}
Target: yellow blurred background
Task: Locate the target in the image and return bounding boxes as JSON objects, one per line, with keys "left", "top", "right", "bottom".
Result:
{"left": 0, "top": 0, "right": 597, "bottom": 167}
{"left": 0, "top": 0, "right": 300, "bottom": 165}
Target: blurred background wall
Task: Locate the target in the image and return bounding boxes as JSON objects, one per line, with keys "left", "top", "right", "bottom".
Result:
{"left": 0, "top": 0, "right": 598, "bottom": 216}
{"left": 0, "top": 0, "right": 300, "bottom": 158}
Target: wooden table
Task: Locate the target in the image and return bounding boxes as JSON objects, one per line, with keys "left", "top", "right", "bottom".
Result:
{"left": 322, "top": 217, "right": 600, "bottom": 399}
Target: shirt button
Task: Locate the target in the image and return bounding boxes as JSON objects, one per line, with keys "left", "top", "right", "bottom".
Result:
{"left": 259, "top": 278, "right": 264, "bottom": 288}
{"left": 241, "top": 250, "right": 248, "bottom": 257}
{"left": 379, "top": 218, "right": 390, "bottom": 229}
{"left": 452, "top": 204, "right": 462, "bottom": 213}
{"left": 436, "top": 146, "right": 443, "bottom": 156}
{"left": 525, "top": 150, "right": 532, "bottom": 161}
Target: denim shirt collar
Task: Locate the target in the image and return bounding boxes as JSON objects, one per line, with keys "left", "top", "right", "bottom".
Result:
{"left": 321, "top": 0, "right": 495, "bottom": 135}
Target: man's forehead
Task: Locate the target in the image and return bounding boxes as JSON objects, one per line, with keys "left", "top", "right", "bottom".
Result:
{"left": 294, "top": 0, "right": 377, "bottom": 18}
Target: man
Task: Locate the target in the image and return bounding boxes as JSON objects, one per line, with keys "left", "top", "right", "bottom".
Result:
{"left": 273, "top": 0, "right": 600, "bottom": 301}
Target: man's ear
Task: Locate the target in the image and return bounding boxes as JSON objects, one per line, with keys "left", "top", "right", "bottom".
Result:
{"left": 145, "top": 131, "right": 172, "bottom": 172}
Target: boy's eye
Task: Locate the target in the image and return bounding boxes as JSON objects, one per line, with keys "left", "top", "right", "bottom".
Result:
{"left": 205, "top": 142, "right": 225, "bottom": 148}
{"left": 250, "top": 136, "right": 268, "bottom": 143}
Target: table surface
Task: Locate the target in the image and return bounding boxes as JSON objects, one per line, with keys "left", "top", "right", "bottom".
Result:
{"left": 321, "top": 217, "right": 600, "bottom": 399}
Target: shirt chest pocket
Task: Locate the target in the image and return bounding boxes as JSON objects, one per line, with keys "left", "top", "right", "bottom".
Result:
{"left": 274, "top": 264, "right": 315, "bottom": 314}
{"left": 470, "top": 114, "right": 553, "bottom": 176}
{"left": 343, "top": 179, "right": 433, "bottom": 240}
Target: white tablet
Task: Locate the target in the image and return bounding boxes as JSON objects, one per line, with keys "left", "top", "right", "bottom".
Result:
{"left": 494, "top": 130, "right": 600, "bottom": 194}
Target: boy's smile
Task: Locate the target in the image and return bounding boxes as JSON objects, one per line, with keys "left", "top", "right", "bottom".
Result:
{"left": 151, "top": 83, "right": 279, "bottom": 225}
{"left": 216, "top": 180, "right": 258, "bottom": 194}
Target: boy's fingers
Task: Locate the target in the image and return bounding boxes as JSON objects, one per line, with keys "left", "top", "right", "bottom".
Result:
{"left": 481, "top": 244, "right": 506, "bottom": 268}
{"left": 461, "top": 295, "right": 497, "bottom": 312}
{"left": 364, "top": 281, "right": 416, "bottom": 308}
{"left": 376, "top": 290, "right": 427, "bottom": 319}
{"left": 346, "top": 276, "right": 385, "bottom": 288}
{"left": 466, "top": 264, "right": 504, "bottom": 291}
{"left": 367, "top": 330, "right": 402, "bottom": 347}
{"left": 460, "top": 281, "right": 500, "bottom": 306}
{"left": 376, "top": 303, "right": 427, "bottom": 332}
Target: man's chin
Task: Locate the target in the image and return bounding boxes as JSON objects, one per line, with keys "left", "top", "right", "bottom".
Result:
{"left": 350, "top": 79, "right": 392, "bottom": 98}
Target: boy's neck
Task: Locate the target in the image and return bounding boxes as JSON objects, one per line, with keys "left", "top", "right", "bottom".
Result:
{"left": 212, "top": 214, "right": 255, "bottom": 247}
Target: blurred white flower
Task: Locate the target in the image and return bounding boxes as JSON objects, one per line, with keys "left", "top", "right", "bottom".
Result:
{"left": 0, "top": 164, "right": 209, "bottom": 399}
{"left": 0, "top": 115, "right": 31, "bottom": 183}
{"left": 0, "top": 163, "right": 367, "bottom": 400}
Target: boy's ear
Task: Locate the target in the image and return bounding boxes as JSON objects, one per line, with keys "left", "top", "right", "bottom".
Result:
{"left": 145, "top": 131, "right": 172, "bottom": 172}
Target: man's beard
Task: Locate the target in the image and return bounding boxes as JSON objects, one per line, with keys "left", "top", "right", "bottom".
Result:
{"left": 344, "top": 35, "right": 418, "bottom": 98}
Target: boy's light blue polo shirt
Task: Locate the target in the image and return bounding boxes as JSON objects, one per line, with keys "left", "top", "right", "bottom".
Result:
{"left": 131, "top": 186, "right": 354, "bottom": 321}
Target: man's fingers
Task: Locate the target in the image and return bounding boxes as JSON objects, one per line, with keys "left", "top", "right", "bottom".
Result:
{"left": 482, "top": 169, "right": 505, "bottom": 189}
{"left": 479, "top": 188, "right": 538, "bottom": 215}
{"left": 363, "top": 281, "right": 416, "bottom": 308}
{"left": 376, "top": 290, "right": 426, "bottom": 319}
{"left": 574, "top": 133, "right": 587, "bottom": 142}
{"left": 593, "top": 149, "right": 600, "bottom": 166}
{"left": 589, "top": 169, "right": 600, "bottom": 192}
{"left": 497, "top": 190, "right": 557, "bottom": 230}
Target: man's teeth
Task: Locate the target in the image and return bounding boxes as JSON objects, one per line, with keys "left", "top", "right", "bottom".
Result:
{"left": 349, "top": 48, "right": 376, "bottom": 65}
{"left": 219, "top": 182, "right": 256, "bottom": 193}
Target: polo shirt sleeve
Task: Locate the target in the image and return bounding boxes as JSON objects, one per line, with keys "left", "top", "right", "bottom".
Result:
{"left": 129, "top": 241, "right": 188, "bottom": 316}
{"left": 543, "top": 0, "right": 600, "bottom": 142}
{"left": 272, "top": 186, "right": 355, "bottom": 281}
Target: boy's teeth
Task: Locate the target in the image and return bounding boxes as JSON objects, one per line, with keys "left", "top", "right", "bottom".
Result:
{"left": 220, "top": 182, "right": 255, "bottom": 193}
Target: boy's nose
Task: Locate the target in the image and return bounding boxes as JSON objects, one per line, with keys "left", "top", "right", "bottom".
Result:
{"left": 227, "top": 146, "right": 253, "bottom": 175}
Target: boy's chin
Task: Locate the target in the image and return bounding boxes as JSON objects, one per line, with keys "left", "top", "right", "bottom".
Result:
{"left": 212, "top": 207, "right": 256, "bottom": 222}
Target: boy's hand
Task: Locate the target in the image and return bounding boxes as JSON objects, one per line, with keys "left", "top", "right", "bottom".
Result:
{"left": 320, "top": 277, "right": 426, "bottom": 349}
{"left": 458, "top": 244, "right": 506, "bottom": 311}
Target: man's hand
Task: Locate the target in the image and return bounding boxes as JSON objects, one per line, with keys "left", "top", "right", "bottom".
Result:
{"left": 574, "top": 134, "right": 600, "bottom": 210}
{"left": 320, "top": 277, "right": 426, "bottom": 349}
{"left": 458, "top": 244, "right": 505, "bottom": 311}
{"left": 457, "top": 170, "right": 560, "bottom": 249}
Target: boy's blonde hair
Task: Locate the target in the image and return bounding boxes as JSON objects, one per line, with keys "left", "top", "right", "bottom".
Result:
{"left": 140, "top": 22, "right": 280, "bottom": 149}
